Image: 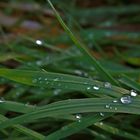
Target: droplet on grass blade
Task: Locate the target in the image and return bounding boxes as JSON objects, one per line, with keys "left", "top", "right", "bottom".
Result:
{"left": 113, "top": 99, "right": 118, "bottom": 103}
{"left": 93, "top": 86, "right": 99, "bottom": 90}
{"left": 130, "top": 90, "right": 137, "bottom": 97}
{"left": 120, "top": 95, "right": 132, "bottom": 104}
{"left": 75, "top": 114, "right": 82, "bottom": 122}
{"left": 100, "top": 112, "right": 104, "bottom": 116}
{"left": 35, "top": 39, "right": 43, "bottom": 45}
{"left": 104, "top": 82, "right": 112, "bottom": 88}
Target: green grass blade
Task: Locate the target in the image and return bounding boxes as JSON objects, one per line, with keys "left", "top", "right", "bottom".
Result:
{"left": 119, "top": 75, "right": 140, "bottom": 92}
{"left": 0, "top": 68, "right": 128, "bottom": 97}
{"left": 0, "top": 115, "right": 45, "bottom": 140}
{"left": 0, "top": 98, "right": 139, "bottom": 129}
{"left": 46, "top": 113, "right": 111, "bottom": 140}
{"left": 47, "top": 0, "right": 119, "bottom": 86}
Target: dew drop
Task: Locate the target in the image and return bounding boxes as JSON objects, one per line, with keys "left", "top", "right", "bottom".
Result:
{"left": 75, "top": 114, "right": 82, "bottom": 122}
{"left": 113, "top": 99, "right": 118, "bottom": 103}
{"left": 87, "top": 86, "right": 91, "bottom": 90}
{"left": 35, "top": 40, "right": 42, "bottom": 45}
{"left": 115, "top": 107, "right": 118, "bottom": 110}
{"left": 100, "top": 112, "right": 104, "bottom": 116}
{"left": 36, "top": 61, "right": 42, "bottom": 66}
{"left": 130, "top": 90, "right": 137, "bottom": 97}
{"left": 54, "top": 89, "right": 61, "bottom": 95}
{"left": 54, "top": 78, "right": 59, "bottom": 81}
{"left": 120, "top": 95, "right": 132, "bottom": 104}
{"left": 99, "top": 122, "right": 103, "bottom": 125}
{"left": 105, "top": 104, "right": 110, "bottom": 108}
{"left": 93, "top": 86, "right": 99, "bottom": 90}
{"left": 0, "top": 99, "right": 4, "bottom": 103}
{"left": 32, "top": 79, "right": 37, "bottom": 83}
{"left": 104, "top": 82, "right": 112, "bottom": 88}
{"left": 45, "top": 78, "right": 48, "bottom": 81}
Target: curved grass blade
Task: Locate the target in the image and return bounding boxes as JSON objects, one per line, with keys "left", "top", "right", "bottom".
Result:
{"left": 46, "top": 113, "right": 111, "bottom": 140}
{"left": 0, "top": 98, "right": 139, "bottom": 129}
{"left": 95, "top": 122, "right": 139, "bottom": 140}
{"left": 0, "top": 68, "right": 128, "bottom": 97}
{"left": 47, "top": 0, "right": 119, "bottom": 86}
{"left": 119, "top": 75, "right": 140, "bottom": 92}
{"left": 0, "top": 115, "right": 45, "bottom": 140}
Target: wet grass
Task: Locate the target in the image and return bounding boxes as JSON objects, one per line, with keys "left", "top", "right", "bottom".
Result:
{"left": 0, "top": 0, "right": 140, "bottom": 139}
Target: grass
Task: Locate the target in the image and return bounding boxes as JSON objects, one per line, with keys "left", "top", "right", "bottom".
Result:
{"left": 0, "top": 0, "right": 140, "bottom": 139}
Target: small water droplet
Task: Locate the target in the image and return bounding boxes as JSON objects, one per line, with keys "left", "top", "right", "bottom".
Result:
{"left": 105, "top": 104, "right": 110, "bottom": 108}
{"left": 87, "top": 87, "right": 91, "bottom": 90}
{"left": 35, "top": 40, "right": 42, "bottom": 45}
{"left": 36, "top": 61, "right": 42, "bottom": 66}
{"left": 0, "top": 99, "right": 4, "bottom": 103}
{"left": 32, "top": 79, "right": 37, "bottom": 83}
{"left": 93, "top": 86, "right": 99, "bottom": 90}
{"left": 100, "top": 112, "right": 104, "bottom": 116}
{"left": 45, "top": 78, "right": 48, "bottom": 81}
{"left": 104, "top": 82, "right": 112, "bottom": 88}
{"left": 120, "top": 95, "right": 132, "bottom": 104}
{"left": 130, "top": 90, "right": 137, "bottom": 97}
{"left": 75, "top": 114, "right": 82, "bottom": 122}
{"left": 113, "top": 99, "right": 118, "bottom": 103}
{"left": 54, "top": 78, "right": 59, "bottom": 81}
{"left": 38, "top": 77, "right": 42, "bottom": 80}
{"left": 54, "top": 89, "right": 61, "bottom": 95}
{"left": 115, "top": 107, "right": 118, "bottom": 110}
{"left": 99, "top": 122, "right": 103, "bottom": 125}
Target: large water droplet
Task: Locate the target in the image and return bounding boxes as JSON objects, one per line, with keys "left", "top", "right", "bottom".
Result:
{"left": 130, "top": 90, "right": 137, "bottom": 97}
{"left": 93, "top": 86, "right": 99, "bottom": 90}
{"left": 120, "top": 95, "right": 132, "bottom": 104}
{"left": 104, "top": 82, "right": 112, "bottom": 88}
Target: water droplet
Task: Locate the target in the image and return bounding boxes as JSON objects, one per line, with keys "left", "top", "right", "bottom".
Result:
{"left": 120, "top": 95, "right": 132, "bottom": 104}
{"left": 100, "top": 112, "right": 104, "bottom": 116}
{"left": 113, "top": 99, "right": 118, "bottom": 103}
{"left": 105, "top": 104, "right": 110, "bottom": 108}
{"left": 75, "top": 114, "right": 82, "bottom": 122}
{"left": 32, "top": 79, "right": 37, "bottom": 83}
{"left": 54, "top": 89, "right": 61, "bottom": 95}
{"left": 93, "top": 86, "right": 99, "bottom": 90}
{"left": 130, "top": 90, "right": 137, "bottom": 97}
{"left": 45, "top": 78, "right": 48, "bottom": 81}
{"left": 104, "top": 82, "right": 112, "bottom": 88}
{"left": 87, "top": 86, "right": 91, "bottom": 90}
{"left": 25, "top": 102, "right": 30, "bottom": 106}
{"left": 36, "top": 61, "right": 42, "bottom": 66}
{"left": 115, "top": 107, "right": 118, "bottom": 110}
{"left": 35, "top": 40, "right": 42, "bottom": 45}
{"left": 54, "top": 78, "right": 59, "bottom": 81}
{"left": 0, "top": 99, "right": 4, "bottom": 103}
{"left": 38, "top": 77, "right": 42, "bottom": 80}
{"left": 99, "top": 122, "right": 103, "bottom": 125}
